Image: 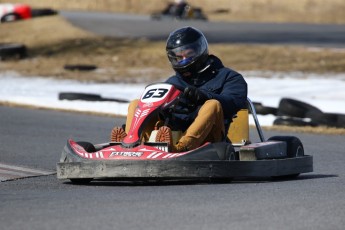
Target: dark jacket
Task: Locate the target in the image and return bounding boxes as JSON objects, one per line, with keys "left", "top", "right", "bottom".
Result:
{"left": 165, "top": 55, "right": 248, "bottom": 132}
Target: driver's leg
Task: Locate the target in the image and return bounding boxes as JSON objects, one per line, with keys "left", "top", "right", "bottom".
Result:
{"left": 177, "top": 99, "right": 225, "bottom": 151}
{"left": 156, "top": 99, "right": 225, "bottom": 152}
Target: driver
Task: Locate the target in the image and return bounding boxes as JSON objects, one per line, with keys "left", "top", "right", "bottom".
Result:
{"left": 111, "top": 26, "right": 247, "bottom": 152}
{"left": 162, "top": 0, "right": 189, "bottom": 18}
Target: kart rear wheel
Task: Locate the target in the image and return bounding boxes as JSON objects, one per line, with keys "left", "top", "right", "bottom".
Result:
{"left": 268, "top": 136, "right": 304, "bottom": 179}
{"left": 268, "top": 136, "right": 304, "bottom": 158}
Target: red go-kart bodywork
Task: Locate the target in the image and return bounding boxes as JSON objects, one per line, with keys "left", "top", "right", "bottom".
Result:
{"left": 0, "top": 3, "right": 31, "bottom": 22}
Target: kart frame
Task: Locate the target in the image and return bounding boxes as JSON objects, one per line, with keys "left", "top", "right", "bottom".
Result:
{"left": 57, "top": 97, "right": 313, "bottom": 182}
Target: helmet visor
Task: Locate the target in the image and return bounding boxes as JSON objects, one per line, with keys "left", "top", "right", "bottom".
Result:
{"left": 167, "top": 37, "right": 207, "bottom": 68}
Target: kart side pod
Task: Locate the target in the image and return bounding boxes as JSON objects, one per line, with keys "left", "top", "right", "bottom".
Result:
{"left": 239, "top": 141, "right": 287, "bottom": 161}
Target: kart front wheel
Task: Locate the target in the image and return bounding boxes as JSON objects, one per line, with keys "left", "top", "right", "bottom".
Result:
{"left": 76, "top": 141, "right": 97, "bottom": 153}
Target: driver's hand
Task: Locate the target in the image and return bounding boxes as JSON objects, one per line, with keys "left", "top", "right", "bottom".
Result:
{"left": 183, "top": 87, "right": 208, "bottom": 105}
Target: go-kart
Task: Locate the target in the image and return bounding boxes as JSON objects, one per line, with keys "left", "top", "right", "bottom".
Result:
{"left": 0, "top": 3, "right": 31, "bottom": 23}
{"left": 151, "top": 4, "right": 207, "bottom": 21}
{"left": 56, "top": 83, "right": 313, "bottom": 184}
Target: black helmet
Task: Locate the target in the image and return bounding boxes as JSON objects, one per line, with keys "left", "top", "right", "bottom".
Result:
{"left": 166, "top": 27, "right": 209, "bottom": 77}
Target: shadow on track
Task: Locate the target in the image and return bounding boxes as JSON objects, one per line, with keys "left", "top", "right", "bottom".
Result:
{"left": 61, "top": 174, "right": 337, "bottom": 186}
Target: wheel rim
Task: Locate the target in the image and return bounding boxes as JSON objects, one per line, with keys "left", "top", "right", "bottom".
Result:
{"left": 295, "top": 145, "right": 304, "bottom": 157}
{"left": 3, "top": 15, "right": 18, "bottom": 22}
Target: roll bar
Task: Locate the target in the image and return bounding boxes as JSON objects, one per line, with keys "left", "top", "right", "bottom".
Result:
{"left": 247, "top": 98, "right": 266, "bottom": 142}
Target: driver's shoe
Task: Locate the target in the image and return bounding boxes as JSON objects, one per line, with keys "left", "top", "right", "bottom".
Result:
{"left": 110, "top": 127, "right": 127, "bottom": 142}
{"left": 155, "top": 126, "right": 187, "bottom": 152}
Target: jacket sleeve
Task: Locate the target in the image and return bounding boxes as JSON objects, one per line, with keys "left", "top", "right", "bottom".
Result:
{"left": 202, "top": 69, "right": 248, "bottom": 118}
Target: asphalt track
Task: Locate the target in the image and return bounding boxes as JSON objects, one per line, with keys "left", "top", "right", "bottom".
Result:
{"left": 60, "top": 10, "right": 345, "bottom": 47}
{"left": 1, "top": 12, "right": 345, "bottom": 230}
{"left": 1, "top": 106, "right": 344, "bottom": 230}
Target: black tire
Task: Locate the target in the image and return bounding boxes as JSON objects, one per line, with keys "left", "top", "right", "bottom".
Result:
{"left": 31, "top": 8, "right": 58, "bottom": 17}
{"left": 58, "top": 92, "right": 103, "bottom": 101}
{"left": 214, "top": 143, "right": 236, "bottom": 161}
{"left": 59, "top": 92, "right": 129, "bottom": 103}
{"left": 1, "top": 13, "right": 20, "bottom": 22}
{"left": 306, "top": 112, "right": 345, "bottom": 128}
{"left": 267, "top": 136, "right": 304, "bottom": 158}
{"left": 337, "top": 114, "right": 345, "bottom": 128}
{"left": 273, "top": 117, "right": 318, "bottom": 127}
{"left": 277, "top": 98, "right": 322, "bottom": 118}
{"left": 76, "top": 141, "right": 97, "bottom": 153}
{"left": 252, "top": 102, "right": 278, "bottom": 115}
{"left": 0, "top": 43, "right": 27, "bottom": 60}
{"left": 268, "top": 136, "right": 304, "bottom": 179}
{"left": 227, "top": 146, "right": 238, "bottom": 161}
{"left": 64, "top": 64, "right": 97, "bottom": 71}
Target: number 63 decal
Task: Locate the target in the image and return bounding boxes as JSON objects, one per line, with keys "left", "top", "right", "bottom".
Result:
{"left": 142, "top": 88, "right": 169, "bottom": 99}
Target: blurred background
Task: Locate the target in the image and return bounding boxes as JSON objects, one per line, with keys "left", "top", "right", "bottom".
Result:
{"left": 2, "top": 0, "right": 345, "bottom": 24}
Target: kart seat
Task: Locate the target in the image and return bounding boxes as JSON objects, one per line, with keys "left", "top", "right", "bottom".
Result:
{"left": 227, "top": 98, "right": 266, "bottom": 147}
{"left": 227, "top": 109, "right": 250, "bottom": 146}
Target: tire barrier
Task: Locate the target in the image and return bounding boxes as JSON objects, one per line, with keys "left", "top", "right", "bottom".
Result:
{"left": 305, "top": 112, "right": 345, "bottom": 128}
{"left": 252, "top": 102, "right": 278, "bottom": 115}
{"left": 31, "top": 8, "right": 58, "bottom": 18}
{"left": 0, "top": 43, "right": 27, "bottom": 60}
{"left": 277, "top": 98, "right": 323, "bottom": 118}
{"left": 273, "top": 117, "right": 318, "bottom": 127}
{"left": 64, "top": 64, "right": 97, "bottom": 71}
{"left": 58, "top": 92, "right": 129, "bottom": 103}
{"left": 57, "top": 93, "right": 344, "bottom": 128}
{"left": 274, "top": 98, "right": 345, "bottom": 128}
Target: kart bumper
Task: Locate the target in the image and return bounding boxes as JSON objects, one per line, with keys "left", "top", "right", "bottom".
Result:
{"left": 57, "top": 156, "right": 313, "bottom": 180}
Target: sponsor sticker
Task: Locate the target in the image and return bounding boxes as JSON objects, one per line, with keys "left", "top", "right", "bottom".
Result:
{"left": 143, "top": 102, "right": 154, "bottom": 108}
{"left": 110, "top": 151, "right": 143, "bottom": 157}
